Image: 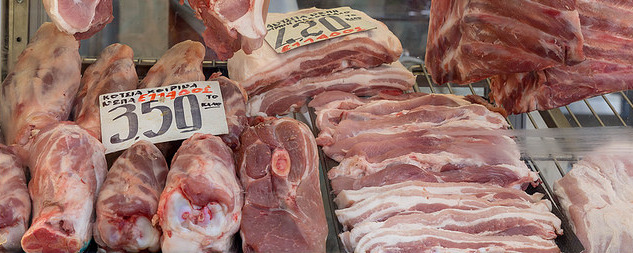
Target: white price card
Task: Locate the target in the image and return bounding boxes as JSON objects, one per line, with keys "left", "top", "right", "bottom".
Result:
{"left": 265, "top": 7, "right": 377, "bottom": 53}
{"left": 99, "top": 81, "right": 228, "bottom": 154}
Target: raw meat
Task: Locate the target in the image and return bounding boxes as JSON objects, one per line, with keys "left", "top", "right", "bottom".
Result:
{"left": 210, "top": 74, "right": 249, "bottom": 150}
{"left": 138, "top": 40, "right": 205, "bottom": 89}
{"left": 228, "top": 8, "right": 402, "bottom": 96}
{"left": 247, "top": 62, "right": 416, "bottom": 116}
{"left": 335, "top": 182, "right": 551, "bottom": 228}
{"left": 184, "top": 0, "right": 270, "bottom": 60}
{"left": 0, "top": 22, "right": 81, "bottom": 147}
{"left": 554, "top": 146, "right": 633, "bottom": 253}
{"left": 0, "top": 145, "right": 29, "bottom": 252}
{"left": 94, "top": 140, "right": 168, "bottom": 252}
{"left": 21, "top": 122, "right": 107, "bottom": 253}
{"left": 74, "top": 43, "right": 138, "bottom": 140}
{"left": 236, "top": 117, "right": 327, "bottom": 253}
{"left": 342, "top": 208, "right": 562, "bottom": 251}
{"left": 425, "top": 0, "right": 585, "bottom": 84}
{"left": 156, "top": 134, "right": 242, "bottom": 252}
{"left": 354, "top": 226, "right": 560, "bottom": 253}
{"left": 43, "top": 0, "right": 114, "bottom": 40}
{"left": 490, "top": 0, "right": 633, "bottom": 114}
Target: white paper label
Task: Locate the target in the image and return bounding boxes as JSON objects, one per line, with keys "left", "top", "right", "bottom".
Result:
{"left": 265, "top": 7, "right": 377, "bottom": 53}
{"left": 99, "top": 81, "right": 228, "bottom": 154}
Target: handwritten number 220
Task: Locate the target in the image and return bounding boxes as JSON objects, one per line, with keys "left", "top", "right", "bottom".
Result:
{"left": 109, "top": 94, "right": 202, "bottom": 144}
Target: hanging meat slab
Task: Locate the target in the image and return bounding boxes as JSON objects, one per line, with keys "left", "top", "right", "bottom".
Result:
{"left": 0, "top": 145, "right": 29, "bottom": 252}
{"left": 93, "top": 140, "right": 168, "bottom": 252}
{"left": 74, "top": 43, "right": 138, "bottom": 140}
{"left": 156, "top": 134, "right": 242, "bottom": 252}
{"left": 425, "top": 0, "right": 585, "bottom": 84}
{"left": 43, "top": 0, "right": 114, "bottom": 40}
{"left": 0, "top": 22, "right": 80, "bottom": 147}
{"left": 490, "top": 0, "right": 633, "bottom": 114}
{"left": 184, "top": 0, "right": 270, "bottom": 60}
{"left": 236, "top": 117, "right": 327, "bottom": 253}
{"left": 228, "top": 7, "right": 402, "bottom": 97}
{"left": 20, "top": 122, "right": 107, "bottom": 253}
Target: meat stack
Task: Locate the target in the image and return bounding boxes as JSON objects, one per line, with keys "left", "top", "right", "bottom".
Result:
{"left": 425, "top": 0, "right": 633, "bottom": 114}
{"left": 228, "top": 7, "right": 415, "bottom": 117}
{"left": 310, "top": 91, "right": 563, "bottom": 252}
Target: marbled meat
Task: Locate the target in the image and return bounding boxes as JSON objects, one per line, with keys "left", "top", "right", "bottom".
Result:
{"left": 0, "top": 145, "right": 29, "bottom": 252}
{"left": 43, "top": 0, "right": 113, "bottom": 40}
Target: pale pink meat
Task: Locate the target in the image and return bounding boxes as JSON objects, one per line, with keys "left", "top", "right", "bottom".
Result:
{"left": 21, "top": 122, "right": 107, "bottom": 253}
{"left": 425, "top": 0, "right": 585, "bottom": 84}
{"left": 0, "top": 22, "right": 80, "bottom": 147}
{"left": 156, "top": 134, "right": 242, "bottom": 252}
{"left": 184, "top": 0, "right": 270, "bottom": 60}
{"left": 210, "top": 74, "right": 249, "bottom": 150}
{"left": 236, "top": 117, "right": 327, "bottom": 253}
{"left": 490, "top": 0, "right": 633, "bottom": 114}
{"left": 74, "top": 43, "right": 138, "bottom": 140}
{"left": 138, "top": 40, "right": 205, "bottom": 89}
{"left": 0, "top": 145, "right": 29, "bottom": 252}
{"left": 247, "top": 62, "right": 415, "bottom": 116}
{"left": 43, "top": 0, "right": 113, "bottom": 40}
{"left": 94, "top": 141, "right": 168, "bottom": 252}
{"left": 227, "top": 8, "right": 402, "bottom": 96}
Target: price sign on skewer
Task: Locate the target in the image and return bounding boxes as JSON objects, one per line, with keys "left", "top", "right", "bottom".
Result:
{"left": 99, "top": 81, "right": 228, "bottom": 154}
{"left": 265, "top": 7, "right": 377, "bottom": 53}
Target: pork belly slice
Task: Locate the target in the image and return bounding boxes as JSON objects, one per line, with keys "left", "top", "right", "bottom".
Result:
{"left": 43, "top": 0, "right": 113, "bottom": 40}
{"left": 342, "top": 208, "right": 562, "bottom": 251}
{"left": 247, "top": 62, "right": 415, "bottom": 116}
{"left": 74, "top": 43, "right": 138, "bottom": 140}
{"left": 156, "top": 134, "right": 242, "bottom": 252}
{"left": 554, "top": 147, "right": 633, "bottom": 253}
{"left": 335, "top": 182, "right": 551, "bottom": 229}
{"left": 94, "top": 141, "right": 168, "bottom": 252}
{"left": 228, "top": 7, "right": 402, "bottom": 96}
{"left": 490, "top": 0, "right": 633, "bottom": 114}
{"left": 21, "top": 122, "right": 107, "bottom": 253}
{"left": 354, "top": 226, "right": 560, "bottom": 253}
{"left": 425, "top": 0, "right": 584, "bottom": 85}
{"left": 0, "top": 22, "right": 80, "bottom": 147}
{"left": 0, "top": 145, "right": 29, "bottom": 252}
{"left": 185, "top": 0, "right": 269, "bottom": 60}
{"left": 236, "top": 117, "right": 327, "bottom": 252}
{"left": 138, "top": 40, "right": 205, "bottom": 89}
{"left": 210, "top": 74, "right": 249, "bottom": 150}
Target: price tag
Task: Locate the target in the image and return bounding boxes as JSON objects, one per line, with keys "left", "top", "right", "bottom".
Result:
{"left": 99, "top": 81, "right": 228, "bottom": 154}
{"left": 265, "top": 7, "right": 377, "bottom": 53}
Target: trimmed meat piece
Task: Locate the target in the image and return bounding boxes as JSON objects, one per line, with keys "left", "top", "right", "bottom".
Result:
{"left": 21, "top": 122, "right": 107, "bottom": 253}
{"left": 0, "top": 22, "right": 80, "bottom": 147}
{"left": 74, "top": 43, "right": 138, "bottom": 140}
{"left": 43, "top": 0, "right": 114, "bottom": 40}
{"left": 236, "top": 117, "right": 327, "bottom": 253}
{"left": 94, "top": 141, "right": 168, "bottom": 252}
{"left": 138, "top": 40, "right": 205, "bottom": 89}
{"left": 210, "top": 74, "right": 249, "bottom": 150}
{"left": 0, "top": 145, "right": 29, "bottom": 252}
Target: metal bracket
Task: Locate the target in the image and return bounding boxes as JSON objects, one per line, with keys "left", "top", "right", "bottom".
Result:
{"left": 7, "top": 0, "right": 29, "bottom": 72}
{"left": 539, "top": 108, "right": 572, "bottom": 128}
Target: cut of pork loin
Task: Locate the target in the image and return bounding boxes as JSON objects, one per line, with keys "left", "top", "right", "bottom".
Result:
{"left": 342, "top": 208, "right": 562, "bottom": 251}
{"left": 210, "top": 74, "right": 249, "bottom": 150}
{"left": 43, "top": 0, "right": 114, "bottom": 40}
{"left": 74, "top": 43, "right": 138, "bottom": 140}
{"left": 94, "top": 141, "right": 168, "bottom": 252}
{"left": 185, "top": 0, "right": 269, "bottom": 60}
{"left": 354, "top": 226, "right": 560, "bottom": 253}
{"left": 0, "top": 145, "right": 29, "bottom": 252}
{"left": 157, "top": 134, "right": 242, "bottom": 252}
{"left": 554, "top": 145, "right": 633, "bottom": 253}
{"left": 425, "top": 0, "right": 585, "bottom": 84}
{"left": 0, "top": 22, "right": 80, "bottom": 147}
{"left": 138, "top": 40, "right": 205, "bottom": 89}
{"left": 237, "top": 117, "right": 327, "bottom": 253}
{"left": 490, "top": 0, "right": 633, "bottom": 114}
{"left": 21, "top": 122, "right": 107, "bottom": 253}
{"left": 334, "top": 182, "right": 551, "bottom": 229}
{"left": 228, "top": 7, "right": 402, "bottom": 96}
{"left": 247, "top": 62, "right": 415, "bottom": 116}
